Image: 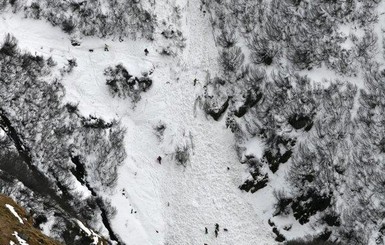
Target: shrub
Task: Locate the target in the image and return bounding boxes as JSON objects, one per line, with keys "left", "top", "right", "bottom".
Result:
{"left": 291, "top": 190, "right": 332, "bottom": 225}
{"left": 248, "top": 34, "right": 279, "bottom": 65}
{"left": 174, "top": 145, "right": 190, "bottom": 167}
{"left": 273, "top": 190, "right": 292, "bottom": 216}
{"left": 285, "top": 238, "right": 337, "bottom": 245}
{"left": 104, "top": 64, "right": 153, "bottom": 105}
{"left": 61, "top": 19, "right": 76, "bottom": 34}
{"left": 218, "top": 46, "right": 245, "bottom": 74}
{"left": 0, "top": 34, "right": 18, "bottom": 56}
{"left": 217, "top": 29, "right": 237, "bottom": 48}
{"left": 154, "top": 122, "right": 166, "bottom": 141}
{"left": 30, "top": 2, "right": 40, "bottom": 19}
{"left": 46, "top": 56, "right": 57, "bottom": 67}
{"left": 287, "top": 43, "right": 319, "bottom": 70}
{"left": 239, "top": 158, "right": 269, "bottom": 193}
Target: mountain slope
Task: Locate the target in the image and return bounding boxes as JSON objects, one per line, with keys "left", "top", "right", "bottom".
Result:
{"left": 0, "top": 194, "right": 61, "bottom": 245}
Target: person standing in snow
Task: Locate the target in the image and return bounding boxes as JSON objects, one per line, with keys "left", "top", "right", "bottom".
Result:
{"left": 215, "top": 223, "right": 219, "bottom": 237}
{"left": 157, "top": 156, "right": 162, "bottom": 164}
{"left": 104, "top": 44, "right": 109, "bottom": 51}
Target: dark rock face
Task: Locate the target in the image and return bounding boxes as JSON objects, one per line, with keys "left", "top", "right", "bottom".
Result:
{"left": 69, "top": 156, "right": 121, "bottom": 244}
{"left": 70, "top": 156, "right": 86, "bottom": 185}
{"left": 322, "top": 213, "right": 341, "bottom": 227}
{"left": 273, "top": 227, "right": 286, "bottom": 242}
{"left": 291, "top": 190, "right": 331, "bottom": 225}
{"left": 264, "top": 149, "right": 293, "bottom": 173}
{"left": 234, "top": 89, "right": 262, "bottom": 118}
{"left": 288, "top": 113, "right": 313, "bottom": 131}
{"left": 70, "top": 39, "right": 81, "bottom": 46}
{"left": 206, "top": 97, "right": 230, "bottom": 121}
{"left": 263, "top": 136, "right": 295, "bottom": 173}
{"left": 239, "top": 158, "right": 269, "bottom": 193}
{"left": 239, "top": 175, "right": 269, "bottom": 193}
{"left": 263, "top": 56, "right": 273, "bottom": 65}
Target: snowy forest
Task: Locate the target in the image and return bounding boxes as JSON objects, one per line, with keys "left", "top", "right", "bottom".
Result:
{"left": 0, "top": 0, "right": 385, "bottom": 244}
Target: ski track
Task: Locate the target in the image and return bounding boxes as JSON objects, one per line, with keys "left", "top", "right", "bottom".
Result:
{"left": 0, "top": 0, "right": 274, "bottom": 243}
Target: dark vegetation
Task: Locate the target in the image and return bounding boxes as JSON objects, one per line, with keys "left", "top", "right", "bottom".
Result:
{"left": 286, "top": 239, "right": 338, "bottom": 245}
{"left": 174, "top": 145, "right": 190, "bottom": 167}
{"left": 239, "top": 158, "right": 268, "bottom": 193}
{"left": 203, "top": 0, "right": 384, "bottom": 243}
{"left": 104, "top": 64, "right": 153, "bottom": 105}
{"left": 1, "top": 0, "right": 156, "bottom": 39}
{"left": 0, "top": 34, "right": 125, "bottom": 244}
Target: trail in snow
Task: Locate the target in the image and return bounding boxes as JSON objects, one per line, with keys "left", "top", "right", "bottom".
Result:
{"left": 151, "top": 0, "right": 273, "bottom": 244}
{"left": 0, "top": 1, "right": 274, "bottom": 243}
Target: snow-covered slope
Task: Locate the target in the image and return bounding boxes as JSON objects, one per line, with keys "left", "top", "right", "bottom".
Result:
{"left": 0, "top": 0, "right": 275, "bottom": 244}
{"left": 5, "top": 0, "right": 384, "bottom": 243}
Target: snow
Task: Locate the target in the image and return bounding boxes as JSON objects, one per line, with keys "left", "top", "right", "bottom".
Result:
{"left": 0, "top": 0, "right": 275, "bottom": 244}
{"left": 0, "top": 128, "right": 6, "bottom": 138}
{"left": 39, "top": 213, "right": 56, "bottom": 237}
{"left": 5, "top": 204, "right": 24, "bottom": 224}
{"left": 75, "top": 220, "right": 101, "bottom": 245}
{"left": 12, "top": 232, "right": 29, "bottom": 245}
{"left": 242, "top": 136, "right": 265, "bottom": 160}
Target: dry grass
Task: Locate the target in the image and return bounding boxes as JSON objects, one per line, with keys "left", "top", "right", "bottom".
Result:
{"left": 0, "top": 194, "right": 62, "bottom": 245}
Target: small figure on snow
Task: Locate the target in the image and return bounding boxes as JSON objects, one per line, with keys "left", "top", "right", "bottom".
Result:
{"left": 215, "top": 223, "right": 219, "bottom": 237}
{"left": 205, "top": 227, "right": 208, "bottom": 234}
{"left": 193, "top": 78, "right": 198, "bottom": 86}
{"left": 104, "top": 44, "right": 109, "bottom": 51}
{"left": 157, "top": 156, "right": 162, "bottom": 164}
{"left": 144, "top": 48, "right": 149, "bottom": 56}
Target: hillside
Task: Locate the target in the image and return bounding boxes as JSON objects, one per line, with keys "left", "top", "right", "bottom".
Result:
{"left": 0, "top": 0, "right": 385, "bottom": 244}
{"left": 0, "top": 194, "right": 61, "bottom": 245}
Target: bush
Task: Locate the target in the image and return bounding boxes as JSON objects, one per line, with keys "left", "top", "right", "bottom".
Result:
{"left": 217, "top": 29, "right": 237, "bottom": 48}
{"left": 248, "top": 34, "right": 279, "bottom": 65}
{"left": 273, "top": 190, "right": 292, "bottom": 216}
{"left": 61, "top": 19, "right": 76, "bottom": 34}
{"left": 0, "top": 34, "right": 18, "bottom": 56}
{"left": 287, "top": 44, "right": 319, "bottom": 71}
{"left": 174, "top": 145, "right": 190, "bottom": 167}
{"left": 104, "top": 64, "right": 152, "bottom": 105}
{"left": 153, "top": 121, "right": 166, "bottom": 141}
{"left": 218, "top": 46, "right": 245, "bottom": 74}
{"left": 291, "top": 190, "right": 332, "bottom": 225}
{"left": 286, "top": 238, "right": 337, "bottom": 245}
